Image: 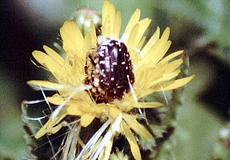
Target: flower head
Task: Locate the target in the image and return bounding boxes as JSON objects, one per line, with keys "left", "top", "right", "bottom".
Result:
{"left": 28, "top": 0, "right": 193, "bottom": 159}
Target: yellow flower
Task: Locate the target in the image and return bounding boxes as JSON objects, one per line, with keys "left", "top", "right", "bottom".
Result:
{"left": 28, "top": 0, "right": 193, "bottom": 159}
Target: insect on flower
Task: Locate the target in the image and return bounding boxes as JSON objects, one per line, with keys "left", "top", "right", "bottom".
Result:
{"left": 25, "top": 0, "right": 194, "bottom": 160}
{"left": 85, "top": 39, "right": 134, "bottom": 103}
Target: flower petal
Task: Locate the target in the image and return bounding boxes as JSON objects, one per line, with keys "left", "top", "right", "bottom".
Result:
{"left": 141, "top": 26, "right": 160, "bottom": 56}
{"left": 47, "top": 93, "right": 64, "bottom": 105}
{"left": 101, "top": 15, "right": 111, "bottom": 37}
{"left": 126, "top": 24, "right": 139, "bottom": 47}
{"left": 109, "top": 107, "right": 121, "bottom": 119}
{"left": 121, "top": 122, "right": 141, "bottom": 160}
{"left": 112, "top": 11, "right": 121, "bottom": 39}
{"left": 43, "top": 45, "right": 64, "bottom": 65}
{"left": 102, "top": 0, "right": 115, "bottom": 29}
{"left": 81, "top": 114, "right": 95, "bottom": 127}
{"left": 159, "top": 50, "right": 184, "bottom": 64}
{"left": 121, "top": 9, "right": 140, "bottom": 43}
{"left": 153, "top": 75, "right": 195, "bottom": 92}
{"left": 137, "top": 36, "right": 146, "bottom": 50}
{"left": 143, "top": 39, "right": 172, "bottom": 69}
{"left": 102, "top": 0, "right": 116, "bottom": 38}
{"left": 90, "top": 23, "right": 97, "bottom": 48}
{"left": 35, "top": 109, "right": 67, "bottom": 139}
{"left": 35, "top": 122, "right": 65, "bottom": 139}
{"left": 32, "top": 50, "right": 64, "bottom": 79}
{"left": 133, "top": 18, "right": 151, "bottom": 48}
{"left": 133, "top": 102, "right": 163, "bottom": 108}
{"left": 60, "top": 20, "right": 86, "bottom": 60}
{"left": 165, "top": 59, "right": 183, "bottom": 72}
{"left": 123, "top": 114, "right": 152, "bottom": 139}
{"left": 66, "top": 104, "right": 82, "bottom": 116}
{"left": 27, "top": 80, "right": 73, "bottom": 91}
{"left": 142, "top": 27, "right": 171, "bottom": 67}
{"left": 144, "top": 70, "right": 180, "bottom": 89}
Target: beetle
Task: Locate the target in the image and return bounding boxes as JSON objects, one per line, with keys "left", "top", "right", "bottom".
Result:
{"left": 85, "top": 39, "right": 134, "bottom": 103}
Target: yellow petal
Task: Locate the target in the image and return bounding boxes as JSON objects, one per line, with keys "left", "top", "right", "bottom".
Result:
{"left": 60, "top": 20, "right": 85, "bottom": 59}
{"left": 47, "top": 122, "right": 64, "bottom": 135}
{"left": 43, "top": 45, "right": 64, "bottom": 65}
{"left": 35, "top": 110, "right": 67, "bottom": 139}
{"left": 101, "top": 15, "right": 111, "bottom": 37}
{"left": 32, "top": 50, "right": 48, "bottom": 67}
{"left": 121, "top": 122, "right": 141, "bottom": 160}
{"left": 102, "top": 0, "right": 110, "bottom": 27}
{"left": 165, "top": 59, "right": 183, "bottom": 73}
{"left": 141, "top": 27, "right": 171, "bottom": 68}
{"left": 85, "top": 32, "right": 90, "bottom": 47}
{"left": 159, "top": 50, "right": 184, "bottom": 64}
{"left": 35, "top": 122, "right": 64, "bottom": 139}
{"left": 135, "top": 63, "right": 168, "bottom": 90}
{"left": 47, "top": 93, "right": 64, "bottom": 105}
{"left": 141, "top": 26, "right": 160, "bottom": 55}
{"left": 112, "top": 11, "right": 121, "bottom": 39}
{"left": 90, "top": 23, "right": 97, "bottom": 48}
{"left": 123, "top": 114, "right": 152, "bottom": 139}
{"left": 153, "top": 75, "right": 195, "bottom": 92}
{"left": 137, "top": 36, "right": 146, "bottom": 50}
{"left": 27, "top": 80, "right": 73, "bottom": 91}
{"left": 121, "top": 9, "right": 140, "bottom": 43}
{"left": 102, "top": 0, "right": 116, "bottom": 38}
{"left": 81, "top": 114, "right": 95, "bottom": 127}
{"left": 133, "top": 102, "right": 163, "bottom": 108}
{"left": 109, "top": 107, "right": 121, "bottom": 119}
{"left": 161, "top": 27, "right": 170, "bottom": 42}
{"left": 143, "top": 40, "right": 172, "bottom": 68}
{"left": 129, "top": 49, "right": 142, "bottom": 69}
{"left": 66, "top": 104, "right": 82, "bottom": 116}
{"left": 102, "top": 0, "right": 115, "bottom": 29}
{"left": 133, "top": 18, "right": 151, "bottom": 48}
{"left": 144, "top": 70, "right": 180, "bottom": 89}
{"left": 32, "top": 50, "right": 63, "bottom": 79}
{"left": 136, "top": 89, "right": 154, "bottom": 99}
{"left": 126, "top": 24, "right": 139, "bottom": 47}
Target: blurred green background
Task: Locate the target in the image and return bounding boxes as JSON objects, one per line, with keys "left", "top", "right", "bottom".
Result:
{"left": 0, "top": 0, "right": 229, "bottom": 159}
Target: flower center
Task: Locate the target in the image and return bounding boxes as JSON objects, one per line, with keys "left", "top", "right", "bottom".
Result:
{"left": 85, "top": 39, "right": 134, "bottom": 103}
